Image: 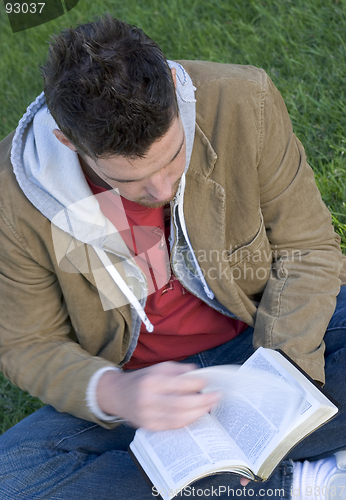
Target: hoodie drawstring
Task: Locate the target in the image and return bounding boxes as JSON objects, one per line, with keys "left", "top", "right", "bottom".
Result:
{"left": 94, "top": 246, "right": 154, "bottom": 333}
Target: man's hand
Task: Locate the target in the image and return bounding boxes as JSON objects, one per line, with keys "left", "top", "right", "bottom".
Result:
{"left": 96, "top": 362, "right": 220, "bottom": 431}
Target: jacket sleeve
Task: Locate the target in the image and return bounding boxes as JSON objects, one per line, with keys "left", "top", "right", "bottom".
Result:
{"left": 253, "top": 75, "right": 343, "bottom": 383}
{"left": 0, "top": 203, "right": 120, "bottom": 428}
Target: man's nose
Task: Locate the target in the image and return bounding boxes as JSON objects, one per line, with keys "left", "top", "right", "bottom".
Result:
{"left": 146, "top": 172, "right": 176, "bottom": 201}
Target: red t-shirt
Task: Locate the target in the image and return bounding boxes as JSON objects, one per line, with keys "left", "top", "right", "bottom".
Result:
{"left": 86, "top": 179, "right": 247, "bottom": 369}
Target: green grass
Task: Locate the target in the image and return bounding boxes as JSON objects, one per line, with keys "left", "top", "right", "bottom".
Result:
{"left": 0, "top": 374, "right": 44, "bottom": 434}
{"left": 0, "top": 0, "right": 346, "bottom": 433}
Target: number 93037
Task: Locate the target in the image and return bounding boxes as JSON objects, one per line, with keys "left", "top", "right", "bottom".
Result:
{"left": 5, "top": 3, "right": 45, "bottom": 14}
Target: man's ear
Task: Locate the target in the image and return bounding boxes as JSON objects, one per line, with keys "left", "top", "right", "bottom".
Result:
{"left": 52, "top": 129, "right": 78, "bottom": 152}
{"left": 171, "top": 67, "right": 177, "bottom": 89}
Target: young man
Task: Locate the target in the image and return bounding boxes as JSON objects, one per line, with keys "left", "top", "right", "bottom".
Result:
{"left": 0, "top": 14, "right": 345, "bottom": 499}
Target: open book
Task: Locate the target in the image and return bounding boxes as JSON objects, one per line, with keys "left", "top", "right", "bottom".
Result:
{"left": 129, "top": 348, "right": 339, "bottom": 500}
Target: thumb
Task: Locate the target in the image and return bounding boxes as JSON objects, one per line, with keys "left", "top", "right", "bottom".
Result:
{"left": 240, "top": 478, "right": 250, "bottom": 486}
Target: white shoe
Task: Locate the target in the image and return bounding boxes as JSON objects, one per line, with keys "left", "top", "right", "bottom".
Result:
{"left": 326, "top": 451, "right": 346, "bottom": 499}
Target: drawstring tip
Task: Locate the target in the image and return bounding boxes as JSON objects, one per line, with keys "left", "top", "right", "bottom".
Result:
{"left": 144, "top": 319, "right": 154, "bottom": 333}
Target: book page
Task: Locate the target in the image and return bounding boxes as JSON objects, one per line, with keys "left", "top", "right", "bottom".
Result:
{"left": 134, "top": 412, "right": 251, "bottom": 492}
{"left": 241, "top": 348, "right": 320, "bottom": 432}
{"left": 187, "top": 413, "right": 249, "bottom": 464}
{"left": 200, "top": 357, "right": 306, "bottom": 467}
{"left": 142, "top": 425, "right": 211, "bottom": 485}
{"left": 213, "top": 394, "right": 278, "bottom": 466}
{"left": 183, "top": 360, "right": 305, "bottom": 430}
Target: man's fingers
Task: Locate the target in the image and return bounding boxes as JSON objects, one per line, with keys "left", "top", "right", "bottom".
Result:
{"left": 158, "top": 373, "right": 209, "bottom": 394}
{"left": 240, "top": 478, "right": 250, "bottom": 486}
{"left": 137, "top": 363, "right": 209, "bottom": 395}
{"left": 136, "top": 391, "right": 221, "bottom": 431}
{"left": 139, "top": 395, "right": 218, "bottom": 431}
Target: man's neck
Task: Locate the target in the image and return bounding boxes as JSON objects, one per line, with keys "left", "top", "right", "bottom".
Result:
{"left": 78, "top": 154, "right": 111, "bottom": 190}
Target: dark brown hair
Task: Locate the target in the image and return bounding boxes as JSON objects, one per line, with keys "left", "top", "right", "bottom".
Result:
{"left": 41, "top": 14, "right": 178, "bottom": 160}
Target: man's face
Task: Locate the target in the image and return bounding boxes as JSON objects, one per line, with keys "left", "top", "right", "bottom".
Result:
{"left": 80, "top": 115, "right": 186, "bottom": 208}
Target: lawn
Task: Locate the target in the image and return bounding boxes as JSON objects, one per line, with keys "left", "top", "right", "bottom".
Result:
{"left": 0, "top": 0, "right": 346, "bottom": 433}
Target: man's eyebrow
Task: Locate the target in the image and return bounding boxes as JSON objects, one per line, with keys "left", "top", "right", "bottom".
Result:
{"left": 169, "top": 134, "right": 185, "bottom": 164}
{"left": 102, "top": 134, "right": 185, "bottom": 183}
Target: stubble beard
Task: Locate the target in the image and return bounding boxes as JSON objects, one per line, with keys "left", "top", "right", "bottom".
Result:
{"left": 133, "top": 177, "right": 182, "bottom": 208}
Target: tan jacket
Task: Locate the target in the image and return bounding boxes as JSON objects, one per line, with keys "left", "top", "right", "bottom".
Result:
{"left": 0, "top": 61, "right": 344, "bottom": 427}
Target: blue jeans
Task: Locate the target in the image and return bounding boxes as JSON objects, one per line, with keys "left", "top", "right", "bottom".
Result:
{"left": 1, "top": 286, "right": 346, "bottom": 500}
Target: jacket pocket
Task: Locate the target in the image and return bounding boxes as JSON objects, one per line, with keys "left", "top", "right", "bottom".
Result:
{"left": 225, "top": 215, "right": 272, "bottom": 296}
